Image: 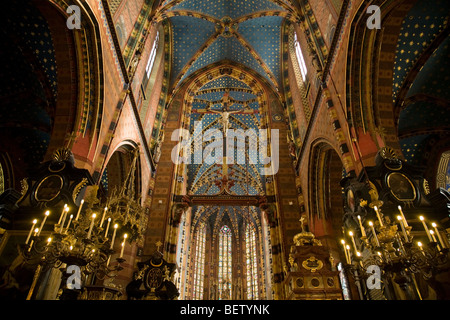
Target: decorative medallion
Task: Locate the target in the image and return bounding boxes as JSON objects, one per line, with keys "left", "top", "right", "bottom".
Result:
{"left": 327, "top": 277, "right": 335, "bottom": 287}
{"left": 145, "top": 267, "right": 163, "bottom": 290}
{"left": 34, "top": 175, "right": 64, "bottom": 202}
{"left": 302, "top": 256, "right": 323, "bottom": 272}
{"left": 272, "top": 113, "right": 283, "bottom": 122}
{"left": 387, "top": 172, "right": 416, "bottom": 202}
{"left": 310, "top": 277, "right": 320, "bottom": 287}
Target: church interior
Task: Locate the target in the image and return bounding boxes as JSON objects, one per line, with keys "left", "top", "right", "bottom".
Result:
{"left": 0, "top": 0, "right": 449, "bottom": 301}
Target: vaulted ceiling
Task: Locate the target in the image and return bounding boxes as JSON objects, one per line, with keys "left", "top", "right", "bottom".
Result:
{"left": 154, "top": 0, "right": 299, "bottom": 92}
{"left": 393, "top": 0, "right": 449, "bottom": 166}
{"left": 153, "top": 0, "right": 299, "bottom": 231}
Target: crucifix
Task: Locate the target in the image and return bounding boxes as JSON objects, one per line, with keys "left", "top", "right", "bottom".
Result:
{"left": 193, "top": 89, "right": 258, "bottom": 137}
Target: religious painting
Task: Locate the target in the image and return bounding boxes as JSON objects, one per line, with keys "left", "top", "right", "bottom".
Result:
{"left": 34, "top": 175, "right": 63, "bottom": 202}
{"left": 386, "top": 172, "right": 416, "bottom": 202}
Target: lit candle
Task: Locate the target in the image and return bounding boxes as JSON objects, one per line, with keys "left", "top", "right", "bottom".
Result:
{"left": 341, "top": 239, "right": 350, "bottom": 264}
{"left": 26, "top": 219, "right": 38, "bottom": 244}
{"left": 120, "top": 233, "right": 128, "bottom": 258}
{"left": 47, "top": 237, "right": 52, "bottom": 245}
{"left": 397, "top": 215, "right": 408, "bottom": 241}
{"left": 419, "top": 216, "right": 433, "bottom": 242}
{"left": 58, "top": 204, "right": 67, "bottom": 224}
{"left": 110, "top": 224, "right": 118, "bottom": 249}
{"left": 349, "top": 231, "right": 358, "bottom": 253}
{"left": 75, "top": 199, "right": 84, "bottom": 221}
{"left": 104, "top": 218, "right": 112, "bottom": 237}
{"left": 28, "top": 228, "right": 39, "bottom": 251}
{"left": 374, "top": 206, "right": 383, "bottom": 226}
{"left": 60, "top": 206, "right": 69, "bottom": 233}
{"left": 432, "top": 223, "right": 446, "bottom": 249}
{"left": 429, "top": 230, "right": 438, "bottom": 243}
{"left": 357, "top": 215, "right": 366, "bottom": 237}
{"left": 87, "top": 213, "right": 97, "bottom": 239}
{"left": 100, "top": 207, "right": 108, "bottom": 228}
{"left": 65, "top": 215, "right": 74, "bottom": 233}
{"left": 346, "top": 245, "right": 351, "bottom": 262}
{"left": 369, "top": 221, "right": 380, "bottom": 247}
{"left": 37, "top": 211, "right": 50, "bottom": 236}
{"left": 397, "top": 205, "right": 409, "bottom": 227}
{"left": 417, "top": 241, "right": 425, "bottom": 256}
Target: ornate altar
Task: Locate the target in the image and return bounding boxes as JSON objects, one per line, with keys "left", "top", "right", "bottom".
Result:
{"left": 283, "top": 218, "right": 342, "bottom": 300}
{"left": 126, "top": 248, "right": 179, "bottom": 300}
{"left": 339, "top": 147, "right": 450, "bottom": 300}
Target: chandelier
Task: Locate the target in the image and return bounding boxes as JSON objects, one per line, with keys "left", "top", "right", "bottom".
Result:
{"left": 341, "top": 203, "right": 449, "bottom": 299}
{"left": 19, "top": 147, "right": 147, "bottom": 300}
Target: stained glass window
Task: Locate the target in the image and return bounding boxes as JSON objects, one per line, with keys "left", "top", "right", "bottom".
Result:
{"left": 245, "top": 224, "right": 259, "bottom": 299}
{"left": 193, "top": 222, "right": 206, "bottom": 300}
{"left": 294, "top": 32, "right": 308, "bottom": 81}
{"left": 218, "top": 225, "right": 232, "bottom": 300}
{"left": 338, "top": 262, "right": 351, "bottom": 300}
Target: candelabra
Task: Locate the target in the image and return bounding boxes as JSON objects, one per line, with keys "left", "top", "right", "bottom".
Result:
{"left": 20, "top": 199, "right": 132, "bottom": 299}
{"left": 341, "top": 203, "right": 450, "bottom": 299}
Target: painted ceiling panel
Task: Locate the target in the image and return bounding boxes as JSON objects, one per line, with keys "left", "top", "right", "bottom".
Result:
{"left": 199, "top": 76, "right": 251, "bottom": 90}
{"left": 237, "top": 16, "right": 283, "bottom": 83}
{"left": 392, "top": 0, "right": 449, "bottom": 102}
{"left": 168, "top": 0, "right": 284, "bottom": 20}
{"left": 398, "top": 101, "right": 449, "bottom": 135}
{"left": 399, "top": 134, "right": 430, "bottom": 165}
{"left": 406, "top": 36, "right": 450, "bottom": 101}
{"left": 180, "top": 36, "right": 272, "bottom": 86}
{"left": 171, "top": 15, "right": 217, "bottom": 83}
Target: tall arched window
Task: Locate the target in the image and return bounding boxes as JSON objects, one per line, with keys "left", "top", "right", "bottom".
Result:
{"left": 141, "top": 31, "right": 159, "bottom": 89}
{"left": 218, "top": 224, "right": 232, "bottom": 299}
{"left": 294, "top": 32, "right": 308, "bottom": 81}
{"left": 245, "top": 224, "right": 259, "bottom": 300}
{"left": 193, "top": 222, "right": 206, "bottom": 300}
{"left": 146, "top": 31, "right": 159, "bottom": 78}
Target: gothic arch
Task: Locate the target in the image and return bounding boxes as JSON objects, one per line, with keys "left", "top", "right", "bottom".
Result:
{"left": 100, "top": 141, "right": 142, "bottom": 201}
{"left": 44, "top": 0, "right": 104, "bottom": 165}
{"left": 346, "top": 0, "right": 418, "bottom": 158}
{"left": 308, "top": 139, "right": 345, "bottom": 244}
